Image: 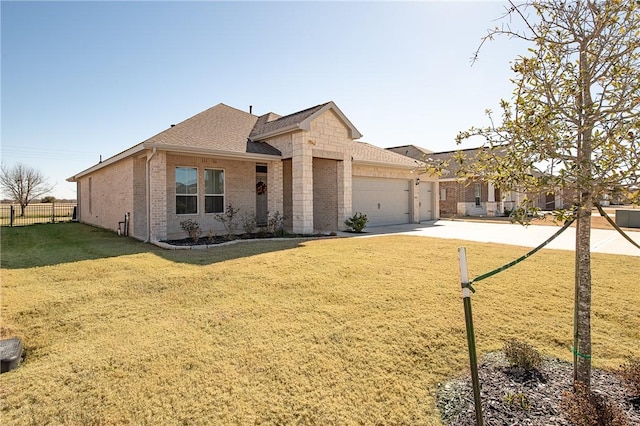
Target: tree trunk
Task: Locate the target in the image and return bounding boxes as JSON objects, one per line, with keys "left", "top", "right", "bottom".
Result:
{"left": 573, "top": 197, "right": 592, "bottom": 389}
{"left": 573, "top": 40, "right": 593, "bottom": 390}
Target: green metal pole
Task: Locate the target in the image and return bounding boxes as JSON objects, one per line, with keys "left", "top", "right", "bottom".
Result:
{"left": 458, "top": 247, "right": 483, "bottom": 426}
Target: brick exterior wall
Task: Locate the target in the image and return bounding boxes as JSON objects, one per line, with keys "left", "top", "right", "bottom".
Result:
{"left": 76, "top": 157, "right": 135, "bottom": 234}
{"left": 282, "top": 159, "right": 293, "bottom": 230}
{"left": 132, "top": 157, "right": 147, "bottom": 239}
{"left": 163, "top": 154, "right": 256, "bottom": 240}
{"left": 149, "top": 150, "right": 167, "bottom": 241}
{"left": 312, "top": 158, "right": 338, "bottom": 232}
{"left": 267, "top": 159, "right": 284, "bottom": 223}
{"left": 439, "top": 181, "right": 458, "bottom": 216}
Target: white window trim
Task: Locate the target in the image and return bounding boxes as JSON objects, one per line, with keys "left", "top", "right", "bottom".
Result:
{"left": 176, "top": 166, "right": 198, "bottom": 215}
{"left": 204, "top": 168, "right": 225, "bottom": 214}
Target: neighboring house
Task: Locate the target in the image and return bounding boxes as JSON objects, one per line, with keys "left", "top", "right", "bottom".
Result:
{"left": 388, "top": 145, "right": 573, "bottom": 217}
{"left": 68, "top": 102, "right": 438, "bottom": 242}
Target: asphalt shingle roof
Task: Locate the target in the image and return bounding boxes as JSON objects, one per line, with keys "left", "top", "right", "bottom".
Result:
{"left": 352, "top": 141, "right": 422, "bottom": 168}
{"left": 143, "top": 103, "right": 258, "bottom": 153}
{"left": 70, "top": 102, "right": 417, "bottom": 180}
{"left": 249, "top": 103, "right": 330, "bottom": 140}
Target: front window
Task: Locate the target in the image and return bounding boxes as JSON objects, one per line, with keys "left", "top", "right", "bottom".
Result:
{"left": 176, "top": 167, "right": 197, "bottom": 214}
{"left": 205, "top": 169, "right": 224, "bottom": 213}
{"left": 474, "top": 183, "right": 481, "bottom": 206}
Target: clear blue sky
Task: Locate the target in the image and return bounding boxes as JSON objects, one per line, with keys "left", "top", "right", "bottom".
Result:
{"left": 2, "top": 1, "right": 529, "bottom": 200}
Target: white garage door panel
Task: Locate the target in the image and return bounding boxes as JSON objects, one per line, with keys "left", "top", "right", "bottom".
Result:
{"left": 420, "top": 182, "right": 433, "bottom": 221}
{"left": 353, "top": 177, "right": 411, "bottom": 226}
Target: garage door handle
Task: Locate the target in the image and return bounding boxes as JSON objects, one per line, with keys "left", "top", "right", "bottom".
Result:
{"left": 378, "top": 203, "right": 381, "bottom": 209}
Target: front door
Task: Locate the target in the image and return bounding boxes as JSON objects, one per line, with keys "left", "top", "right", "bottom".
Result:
{"left": 256, "top": 164, "right": 268, "bottom": 226}
{"left": 545, "top": 192, "right": 555, "bottom": 210}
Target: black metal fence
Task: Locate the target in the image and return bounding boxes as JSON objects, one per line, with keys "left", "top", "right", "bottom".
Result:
{"left": 0, "top": 203, "right": 77, "bottom": 227}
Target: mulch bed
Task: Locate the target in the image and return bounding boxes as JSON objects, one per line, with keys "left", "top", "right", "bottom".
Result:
{"left": 437, "top": 352, "right": 640, "bottom": 425}
{"left": 163, "top": 232, "right": 331, "bottom": 247}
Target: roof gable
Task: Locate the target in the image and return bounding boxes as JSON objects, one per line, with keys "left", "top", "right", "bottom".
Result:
{"left": 143, "top": 103, "right": 259, "bottom": 154}
{"left": 250, "top": 101, "right": 362, "bottom": 141}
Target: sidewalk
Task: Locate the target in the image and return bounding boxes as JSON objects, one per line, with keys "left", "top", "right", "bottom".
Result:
{"left": 342, "top": 220, "right": 640, "bottom": 257}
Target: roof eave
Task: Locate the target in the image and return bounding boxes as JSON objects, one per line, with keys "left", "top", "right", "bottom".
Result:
{"left": 67, "top": 144, "right": 146, "bottom": 182}
{"left": 145, "top": 142, "right": 282, "bottom": 161}
{"left": 352, "top": 159, "right": 421, "bottom": 170}
{"left": 67, "top": 142, "right": 282, "bottom": 182}
{"left": 249, "top": 124, "right": 302, "bottom": 141}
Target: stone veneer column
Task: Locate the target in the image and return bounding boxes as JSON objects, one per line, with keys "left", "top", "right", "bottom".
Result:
{"left": 149, "top": 150, "right": 167, "bottom": 241}
{"left": 268, "top": 160, "right": 284, "bottom": 218}
{"left": 337, "top": 154, "right": 352, "bottom": 230}
{"left": 290, "top": 133, "right": 314, "bottom": 234}
{"left": 486, "top": 181, "right": 497, "bottom": 216}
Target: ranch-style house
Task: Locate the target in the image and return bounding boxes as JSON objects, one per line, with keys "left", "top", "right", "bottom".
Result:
{"left": 68, "top": 102, "right": 439, "bottom": 242}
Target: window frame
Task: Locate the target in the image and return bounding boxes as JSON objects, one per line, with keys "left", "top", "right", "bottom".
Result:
{"left": 204, "top": 168, "right": 225, "bottom": 214}
{"left": 175, "top": 166, "right": 198, "bottom": 215}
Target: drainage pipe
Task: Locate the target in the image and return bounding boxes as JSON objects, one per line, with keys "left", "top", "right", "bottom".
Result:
{"left": 145, "top": 147, "right": 157, "bottom": 242}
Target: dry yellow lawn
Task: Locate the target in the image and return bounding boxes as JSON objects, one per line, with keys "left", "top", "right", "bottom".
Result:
{"left": 1, "top": 223, "right": 638, "bottom": 425}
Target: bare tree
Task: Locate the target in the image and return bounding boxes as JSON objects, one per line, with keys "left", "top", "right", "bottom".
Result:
{"left": 0, "top": 163, "right": 55, "bottom": 216}
{"left": 450, "top": 0, "right": 640, "bottom": 391}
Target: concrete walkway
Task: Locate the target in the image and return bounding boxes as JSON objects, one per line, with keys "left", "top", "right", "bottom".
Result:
{"left": 341, "top": 220, "right": 640, "bottom": 257}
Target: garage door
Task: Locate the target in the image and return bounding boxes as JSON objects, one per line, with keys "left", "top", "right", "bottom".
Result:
{"left": 420, "top": 181, "right": 434, "bottom": 221}
{"left": 352, "top": 177, "right": 411, "bottom": 226}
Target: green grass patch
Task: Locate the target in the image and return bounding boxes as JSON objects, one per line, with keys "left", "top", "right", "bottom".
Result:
{"left": 1, "top": 223, "right": 638, "bottom": 424}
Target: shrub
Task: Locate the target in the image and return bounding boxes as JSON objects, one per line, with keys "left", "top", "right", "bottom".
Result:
{"left": 503, "top": 339, "right": 542, "bottom": 370}
{"left": 215, "top": 204, "right": 240, "bottom": 240}
{"left": 180, "top": 219, "right": 202, "bottom": 243}
{"left": 241, "top": 212, "right": 257, "bottom": 235}
{"left": 503, "top": 392, "right": 530, "bottom": 411}
{"left": 267, "top": 211, "right": 286, "bottom": 237}
{"left": 344, "top": 212, "right": 368, "bottom": 233}
{"left": 561, "top": 382, "right": 630, "bottom": 426}
{"left": 617, "top": 358, "right": 640, "bottom": 397}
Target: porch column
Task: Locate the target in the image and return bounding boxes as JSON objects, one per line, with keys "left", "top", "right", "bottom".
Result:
{"left": 486, "top": 181, "right": 498, "bottom": 216}
{"left": 148, "top": 150, "right": 167, "bottom": 241}
{"left": 337, "top": 153, "right": 352, "bottom": 231}
{"left": 291, "top": 133, "right": 314, "bottom": 234}
{"left": 267, "top": 160, "right": 284, "bottom": 218}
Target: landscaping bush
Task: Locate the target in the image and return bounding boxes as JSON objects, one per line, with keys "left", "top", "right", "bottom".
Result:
{"left": 617, "top": 358, "right": 640, "bottom": 397}
{"left": 241, "top": 212, "right": 257, "bottom": 235}
{"left": 503, "top": 339, "right": 542, "bottom": 370}
{"left": 561, "top": 382, "right": 630, "bottom": 426}
{"left": 344, "top": 212, "right": 368, "bottom": 233}
{"left": 215, "top": 204, "right": 240, "bottom": 240}
{"left": 180, "top": 219, "right": 202, "bottom": 243}
{"left": 267, "top": 211, "right": 286, "bottom": 237}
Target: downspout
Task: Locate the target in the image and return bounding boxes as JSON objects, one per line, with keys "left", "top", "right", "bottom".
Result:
{"left": 145, "top": 147, "right": 157, "bottom": 242}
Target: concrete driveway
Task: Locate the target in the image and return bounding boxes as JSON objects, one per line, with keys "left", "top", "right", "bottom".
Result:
{"left": 343, "top": 220, "right": 640, "bottom": 257}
